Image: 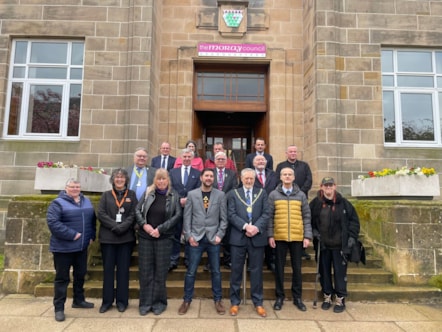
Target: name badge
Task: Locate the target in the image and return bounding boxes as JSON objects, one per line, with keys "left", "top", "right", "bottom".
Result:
{"left": 116, "top": 213, "right": 122, "bottom": 223}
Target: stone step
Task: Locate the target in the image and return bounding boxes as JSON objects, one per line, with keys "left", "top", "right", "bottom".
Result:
{"left": 85, "top": 264, "right": 392, "bottom": 284}
{"left": 34, "top": 280, "right": 441, "bottom": 303}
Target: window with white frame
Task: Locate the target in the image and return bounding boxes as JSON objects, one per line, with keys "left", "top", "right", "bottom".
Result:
{"left": 3, "top": 40, "right": 84, "bottom": 140}
{"left": 382, "top": 49, "right": 442, "bottom": 147}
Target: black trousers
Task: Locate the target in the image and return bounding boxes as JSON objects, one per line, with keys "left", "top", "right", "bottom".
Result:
{"left": 52, "top": 249, "right": 88, "bottom": 312}
{"left": 274, "top": 241, "right": 303, "bottom": 300}
{"left": 100, "top": 242, "right": 135, "bottom": 307}
{"left": 319, "top": 248, "right": 348, "bottom": 298}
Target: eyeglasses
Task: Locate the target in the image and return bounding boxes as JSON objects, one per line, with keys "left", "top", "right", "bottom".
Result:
{"left": 136, "top": 154, "right": 147, "bottom": 158}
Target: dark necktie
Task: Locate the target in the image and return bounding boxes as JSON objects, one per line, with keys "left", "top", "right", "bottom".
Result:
{"left": 218, "top": 169, "right": 224, "bottom": 190}
{"left": 183, "top": 167, "right": 189, "bottom": 185}
{"left": 246, "top": 190, "right": 252, "bottom": 221}
{"left": 161, "top": 156, "right": 166, "bottom": 169}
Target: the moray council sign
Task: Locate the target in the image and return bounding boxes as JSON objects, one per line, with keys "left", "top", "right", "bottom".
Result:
{"left": 198, "top": 43, "right": 266, "bottom": 57}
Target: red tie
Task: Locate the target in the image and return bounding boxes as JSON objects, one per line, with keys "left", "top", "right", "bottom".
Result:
{"left": 258, "top": 172, "right": 264, "bottom": 186}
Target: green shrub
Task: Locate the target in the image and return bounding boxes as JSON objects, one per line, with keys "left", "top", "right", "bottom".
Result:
{"left": 429, "top": 275, "right": 442, "bottom": 290}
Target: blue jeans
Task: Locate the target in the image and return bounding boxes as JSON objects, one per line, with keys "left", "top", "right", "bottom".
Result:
{"left": 183, "top": 236, "right": 222, "bottom": 302}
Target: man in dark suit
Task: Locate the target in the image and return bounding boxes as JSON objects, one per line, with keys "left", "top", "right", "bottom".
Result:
{"left": 126, "top": 147, "right": 157, "bottom": 201}
{"left": 168, "top": 148, "right": 201, "bottom": 271}
{"left": 212, "top": 151, "right": 238, "bottom": 269}
{"left": 178, "top": 168, "right": 228, "bottom": 316}
{"left": 150, "top": 141, "right": 176, "bottom": 171}
{"left": 252, "top": 154, "right": 279, "bottom": 271}
{"left": 245, "top": 137, "right": 273, "bottom": 170}
{"left": 227, "top": 168, "right": 270, "bottom": 318}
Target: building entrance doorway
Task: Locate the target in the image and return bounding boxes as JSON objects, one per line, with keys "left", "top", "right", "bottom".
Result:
{"left": 193, "top": 111, "right": 267, "bottom": 171}
{"left": 192, "top": 62, "right": 270, "bottom": 171}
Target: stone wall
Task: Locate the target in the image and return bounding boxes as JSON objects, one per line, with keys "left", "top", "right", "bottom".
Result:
{"left": 352, "top": 199, "right": 442, "bottom": 285}
{"left": 2, "top": 195, "right": 101, "bottom": 294}
{"left": 3, "top": 195, "right": 442, "bottom": 294}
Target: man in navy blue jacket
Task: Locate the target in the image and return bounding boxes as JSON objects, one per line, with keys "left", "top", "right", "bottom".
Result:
{"left": 151, "top": 141, "right": 176, "bottom": 171}
{"left": 47, "top": 178, "right": 96, "bottom": 322}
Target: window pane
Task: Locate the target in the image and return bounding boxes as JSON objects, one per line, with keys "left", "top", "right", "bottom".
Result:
{"left": 401, "top": 93, "right": 434, "bottom": 141}
{"left": 382, "top": 75, "right": 394, "bottom": 86}
{"left": 13, "top": 67, "right": 25, "bottom": 78}
{"left": 27, "top": 85, "right": 63, "bottom": 134}
{"left": 30, "top": 42, "right": 67, "bottom": 64}
{"left": 197, "top": 71, "right": 265, "bottom": 101}
{"left": 381, "top": 50, "right": 393, "bottom": 72}
{"left": 199, "top": 76, "right": 225, "bottom": 100}
{"left": 397, "top": 51, "right": 432, "bottom": 72}
{"left": 71, "top": 43, "right": 84, "bottom": 65}
{"left": 14, "top": 42, "right": 28, "bottom": 64}
{"left": 383, "top": 91, "right": 396, "bottom": 143}
{"left": 29, "top": 67, "right": 67, "bottom": 79}
{"left": 7, "top": 83, "right": 23, "bottom": 135}
{"left": 68, "top": 84, "right": 81, "bottom": 136}
{"left": 436, "top": 52, "right": 442, "bottom": 73}
{"left": 397, "top": 75, "right": 433, "bottom": 87}
{"left": 70, "top": 68, "right": 83, "bottom": 79}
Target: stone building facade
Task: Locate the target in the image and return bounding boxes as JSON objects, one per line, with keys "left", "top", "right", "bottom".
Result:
{"left": 0, "top": 0, "right": 441, "bottom": 197}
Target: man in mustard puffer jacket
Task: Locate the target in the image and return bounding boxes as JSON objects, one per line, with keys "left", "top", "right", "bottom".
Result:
{"left": 268, "top": 167, "right": 312, "bottom": 312}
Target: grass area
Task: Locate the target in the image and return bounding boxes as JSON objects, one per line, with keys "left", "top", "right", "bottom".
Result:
{"left": 0, "top": 254, "right": 4, "bottom": 271}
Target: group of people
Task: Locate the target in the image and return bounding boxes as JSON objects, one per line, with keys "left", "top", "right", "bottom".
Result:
{"left": 46, "top": 138, "right": 360, "bottom": 322}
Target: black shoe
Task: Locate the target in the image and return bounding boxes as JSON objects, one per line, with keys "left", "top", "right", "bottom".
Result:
{"left": 72, "top": 301, "right": 94, "bottom": 309}
{"left": 153, "top": 307, "right": 165, "bottom": 315}
{"left": 203, "top": 264, "right": 211, "bottom": 272}
{"left": 99, "top": 304, "right": 112, "bottom": 313}
{"left": 333, "top": 296, "right": 346, "bottom": 313}
{"left": 267, "top": 263, "right": 275, "bottom": 272}
{"left": 116, "top": 303, "right": 127, "bottom": 312}
{"left": 302, "top": 251, "right": 311, "bottom": 260}
{"left": 293, "top": 298, "right": 307, "bottom": 311}
{"left": 223, "top": 262, "right": 231, "bottom": 269}
{"left": 168, "top": 264, "right": 177, "bottom": 272}
{"left": 273, "top": 298, "right": 284, "bottom": 310}
{"left": 321, "top": 293, "right": 332, "bottom": 310}
{"left": 139, "top": 306, "right": 151, "bottom": 316}
{"left": 55, "top": 311, "right": 65, "bottom": 322}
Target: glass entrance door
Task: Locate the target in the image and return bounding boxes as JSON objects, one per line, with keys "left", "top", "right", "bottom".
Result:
{"left": 204, "top": 126, "right": 250, "bottom": 171}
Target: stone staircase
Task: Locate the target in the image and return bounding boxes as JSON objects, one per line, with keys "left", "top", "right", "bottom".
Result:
{"left": 34, "top": 237, "right": 441, "bottom": 302}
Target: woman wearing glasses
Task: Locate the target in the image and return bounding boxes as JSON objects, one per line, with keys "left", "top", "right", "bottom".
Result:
{"left": 97, "top": 168, "right": 138, "bottom": 313}
{"left": 46, "top": 178, "right": 96, "bottom": 322}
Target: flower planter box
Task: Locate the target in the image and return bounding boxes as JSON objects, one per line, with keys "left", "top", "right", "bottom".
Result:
{"left": 351, "top": 175, "right": 440, "bottom": 200}
{"left": 34, "top": 168, "right": 111, "bottom": 194}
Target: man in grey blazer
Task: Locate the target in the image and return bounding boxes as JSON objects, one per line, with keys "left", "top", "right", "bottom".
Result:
{"left": 178, "top": 168, "right": 228, "bottom": 316}
{"left": 126, "top": 147, "right": 157, "bottom": 200}
{"left": 227, "top": 168, "right": 270, "bottom": 317}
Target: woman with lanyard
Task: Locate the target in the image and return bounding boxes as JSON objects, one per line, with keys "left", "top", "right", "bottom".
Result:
{"left": 97, "top": 168, "right": 138, "bottom": 313}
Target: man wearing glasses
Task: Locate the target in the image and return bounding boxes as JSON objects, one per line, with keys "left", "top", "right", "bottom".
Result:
{"left": 126, "top": 147, "right": 157, "bottom": 200}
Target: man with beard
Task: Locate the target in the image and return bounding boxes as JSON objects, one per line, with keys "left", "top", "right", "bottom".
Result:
{"left": 178, "top": 168, "right": 228, "bottom": 316}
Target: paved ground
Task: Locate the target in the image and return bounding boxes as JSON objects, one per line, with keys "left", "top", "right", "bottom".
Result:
{"left": 0, "top": 294, "right": 440, "bottom": 332}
